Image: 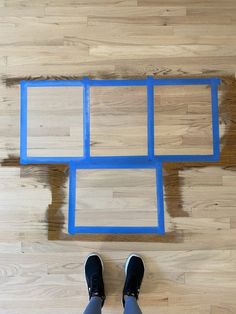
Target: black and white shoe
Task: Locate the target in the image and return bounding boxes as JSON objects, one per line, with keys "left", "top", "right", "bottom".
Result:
{"left": 122, "top": 254, "right": 145, "bottom": 307}
{"left": 84, "top": 253, "right": 106, "bottom": 307}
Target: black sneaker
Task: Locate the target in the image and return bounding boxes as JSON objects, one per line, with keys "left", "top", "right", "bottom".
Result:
{"left": 122, "top": 254, "right": 145, "bottom": 307}
{"left": 84, "top": 253, "right": 106, "bottom": 307}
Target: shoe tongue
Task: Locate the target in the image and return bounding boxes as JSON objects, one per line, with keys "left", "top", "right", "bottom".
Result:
{"left": 91, "top": 274, "right": 100, "bottom": 293}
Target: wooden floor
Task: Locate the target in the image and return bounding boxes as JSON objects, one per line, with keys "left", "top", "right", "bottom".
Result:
{"left": 1, "top": 0, "right": 236, "bottom": 313}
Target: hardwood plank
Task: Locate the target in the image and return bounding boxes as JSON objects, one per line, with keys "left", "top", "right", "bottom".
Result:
{"left": 75, "top": 169, "right": 157, "bottom": 227}
{"left": 90, "top": 86, "right": 147, "bottom": 156}
{"left": 45, "top": 6, "right": 187, "bottom": 17}
{"left": 1, "top": 0, "right": 236, "bottom": 313}
{"left": 27, "top": 87, "right": 83, "bottom": 157}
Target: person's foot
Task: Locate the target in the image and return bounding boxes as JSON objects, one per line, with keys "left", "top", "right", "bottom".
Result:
{"left": 122, "top": 254, "right": 145, "bottom": 307}
{"left": 84, "top": 253, "right": 106, "bottom": 306}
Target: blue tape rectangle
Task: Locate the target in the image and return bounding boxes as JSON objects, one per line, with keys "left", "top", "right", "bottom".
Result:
{"left": 21, "top": 76, "right": 220, "bottom": 163}
{"left": 68, "top": 162, "right": 165, "bottom": 235}
{"left": 20, "top": 76, "right": 221, "bottom": 235}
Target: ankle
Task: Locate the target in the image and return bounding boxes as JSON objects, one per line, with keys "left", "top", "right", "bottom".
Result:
{"left": 124, "top": 295, "right": 137, "bottom": 300}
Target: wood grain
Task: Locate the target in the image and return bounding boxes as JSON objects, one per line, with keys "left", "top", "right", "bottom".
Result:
{"left": 28, "top": 87, "right": 83, "bottom": 157}
{"left": 90, "top": 86, "right": 147, "bottom": 156}
{"left": 0, "top": 0, "right": 236, "bottom": 313}
{"left": 154, "top": 84, "right": 213, "bottom": 155}
{"left": 75, "top": 169, "right": 157, "bottom": 226}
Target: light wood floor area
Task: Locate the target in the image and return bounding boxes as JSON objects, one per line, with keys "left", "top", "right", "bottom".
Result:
{"left": 1, "top": 1, "right": 236, "bottom": 313}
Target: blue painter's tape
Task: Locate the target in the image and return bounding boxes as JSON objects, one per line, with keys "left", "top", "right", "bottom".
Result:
{"left": 20, "top": 76, "right": 221, "bottom": 235}
{"left": 21, "top": 154, "right": 219, "bottom": 168}
{"left": 24, "top": 80, "right": 84, "bottom": 87}
{"left": 69, "top": 163, "right": 164, "bottom": 234}
{"left": 75, "top": 156, "right": 158, "bottom": 168}
{"left": 22, "top": 154, "right": 218, "bottom": 166}
{"left": 23, "top": 77, "right": 221, "bottom": 88}
{"left": 22, "top": 156, "right": 85, "bottom": 164}
{"left": 155, "top": 154, "right": 218, "bottom": 162}
{"left": 73, "top": 226, "right": 161, "bottom": 234}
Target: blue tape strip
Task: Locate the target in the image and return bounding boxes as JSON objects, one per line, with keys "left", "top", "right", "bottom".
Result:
{"left": 23, "top": 77, "right": 220, "bottom": 88}
{"left": 22, "top": 154, "right": 218, "bottom": 166}
{"left": 24, "top": 80, "right": 84, "bottom": 87}
{"left": 73, "top": 156, "right": 158, "bottom": 168}
{"left": 156, "top": 154, "right": 218, "bottom": 162}
{"left": 20, "top": 156, "right": 85, "bottom": 164}
{"left": 24, "top": 78, "right": 146, "bottom": 87}
{"left": 72, "top": 226, "right": 161, "bottom": 234}
{"left": 69, "top": 163, "right": 164, "bottom": 234}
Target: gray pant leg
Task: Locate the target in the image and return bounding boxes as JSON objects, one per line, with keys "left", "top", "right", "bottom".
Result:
{"left": 124, "top": 296, "right": 142, "bottom": 314}
{"left": 83, "top": 296, "right": 102, "bottom": 314}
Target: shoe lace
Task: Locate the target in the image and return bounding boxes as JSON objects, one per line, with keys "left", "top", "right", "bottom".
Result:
{"left": 90, "top": 274, "right": 103, "bottom": 298}
{"left": 127, "top": 274, "right": 139, "bottom": 298}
